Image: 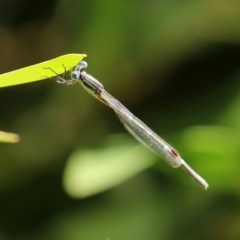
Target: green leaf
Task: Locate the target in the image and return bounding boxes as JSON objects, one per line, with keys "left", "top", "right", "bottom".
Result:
{"left": 0, "top": 53, "right": 86, "bottom": 88}
{"left": 63, "top": 135, "right": 156, "bottom": 198}
{"left": 0, "top": 130, "right": 20, "bottom": 143}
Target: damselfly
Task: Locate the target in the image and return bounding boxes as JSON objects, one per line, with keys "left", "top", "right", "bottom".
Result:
{"left": 56, "top": 61, "right": 209, "bottom": 190}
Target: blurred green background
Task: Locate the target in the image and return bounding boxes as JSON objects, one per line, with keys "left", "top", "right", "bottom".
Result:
{"left": 1, "top": 0, "right": 240, "bottom": 239}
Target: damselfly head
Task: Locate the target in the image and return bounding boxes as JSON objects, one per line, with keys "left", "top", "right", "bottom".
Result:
{"left": 74, "top": 61, "right": 88, "bottom": 72}
{"left": 72, "top": 61, "right": 88, "bottom": 80}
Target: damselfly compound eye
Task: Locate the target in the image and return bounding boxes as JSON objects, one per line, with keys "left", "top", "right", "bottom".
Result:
{"left": 75, "top": 61, "right": 88, "bottom": 73}
{"left": 80, "top": 61, "right": 88, "bottom": 69}
{"left": 71, "top": 71, "right": 80, "bottom": 79}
